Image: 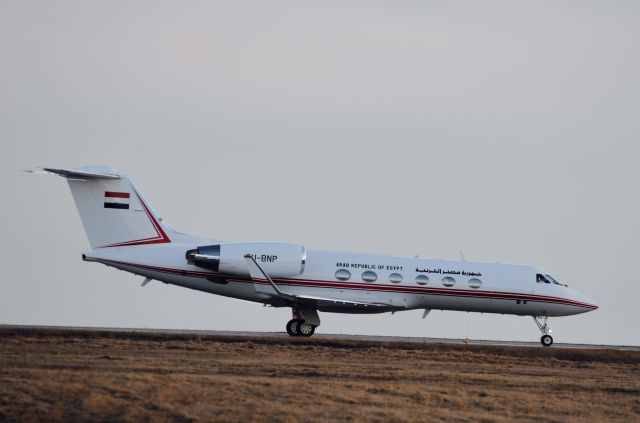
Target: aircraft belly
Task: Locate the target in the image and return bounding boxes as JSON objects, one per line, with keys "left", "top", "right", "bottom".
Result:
{"left": 106, "top": 264, "right": 263, "bottom": 302}
{"left": 420, "top": 294, "right": 575, "bottom": 316}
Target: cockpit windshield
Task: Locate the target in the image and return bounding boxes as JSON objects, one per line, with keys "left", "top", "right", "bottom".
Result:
{"left": 545, "top": 274, "right": 563, "bottom": 285}
{"left": 536, "top": 273, "right": 566, "bottom": 286}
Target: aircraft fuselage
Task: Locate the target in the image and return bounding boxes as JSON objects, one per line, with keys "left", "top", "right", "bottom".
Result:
{"left": 84, "top": 243, "right": 597, "bottom": 318}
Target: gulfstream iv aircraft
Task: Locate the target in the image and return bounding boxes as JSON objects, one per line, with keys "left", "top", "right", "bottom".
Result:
{"left": 31, "top": 165, "right": 598, "bottom": 346}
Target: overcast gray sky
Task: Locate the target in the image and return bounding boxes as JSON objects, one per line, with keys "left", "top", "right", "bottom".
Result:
{"left": 1, "top": 1, "right": 639, "bottom": 346}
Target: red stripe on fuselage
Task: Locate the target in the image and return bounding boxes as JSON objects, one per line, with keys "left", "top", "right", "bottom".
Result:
{"left": 96, "top": 258, "right": 597, "bottom": 310}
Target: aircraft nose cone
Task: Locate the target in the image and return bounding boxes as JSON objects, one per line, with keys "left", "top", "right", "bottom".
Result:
{"left": 575, "top": 292, "right": 598, "bottom": 311}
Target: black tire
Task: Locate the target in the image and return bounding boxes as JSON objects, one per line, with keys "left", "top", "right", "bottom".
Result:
{"left": 298, "top": 322, "right": 316, "bottom": 337}
{"left": 541, "top": 334, "right": 553, "bottom": 347}
{"left": 286, "top": 319, "right": 300, "bottom": 336}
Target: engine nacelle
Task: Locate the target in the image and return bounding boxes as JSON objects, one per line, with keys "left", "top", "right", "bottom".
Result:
{"left": 186, "top": 242, "right": 306, "bottom": 278}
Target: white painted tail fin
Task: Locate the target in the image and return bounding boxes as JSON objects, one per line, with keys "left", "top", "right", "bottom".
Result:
{"left": 33, "top": 165, "right": 171, "bottom": 249}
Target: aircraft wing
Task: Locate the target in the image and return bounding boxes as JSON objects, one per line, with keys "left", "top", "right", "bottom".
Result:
{"left": 244, "top": 255, "right": 404, "bottom": 311}
{"left": 279, "top": 293, "right": 404, "bottom": 311}
{"left": 253, "top": 282, "right": 405, "bottom": 311}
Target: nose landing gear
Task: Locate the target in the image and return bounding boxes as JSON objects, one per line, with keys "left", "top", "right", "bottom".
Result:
{"left": 533, "top": 316, "right": 553, "bottom": 347}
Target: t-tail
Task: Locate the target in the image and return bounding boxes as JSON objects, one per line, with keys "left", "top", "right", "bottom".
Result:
{"left": 28, "top": 165, "right": 173, "bottom": 249}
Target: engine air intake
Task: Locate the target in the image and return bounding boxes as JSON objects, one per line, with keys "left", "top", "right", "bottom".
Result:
{"left": 186, "top": 242, "right": 306, "bottom": 278}
{"left": 186, "top": 244, "right": 221, "bottom": 271}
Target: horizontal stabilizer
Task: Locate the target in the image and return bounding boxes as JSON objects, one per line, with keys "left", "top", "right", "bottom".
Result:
{"left": 26, "top": 166, "right": 122, "bottom": 180}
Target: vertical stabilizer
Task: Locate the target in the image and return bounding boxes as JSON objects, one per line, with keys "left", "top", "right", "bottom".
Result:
{"left": 38, "top": 165, "right": 171, "bottom": 249}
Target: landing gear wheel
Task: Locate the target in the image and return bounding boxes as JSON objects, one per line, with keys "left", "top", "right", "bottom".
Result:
{"left": 286, "top": 319, "right": 300, "bottom": 336}
{"left": 541, "top": 334, "right": 553, "bottom": 347}
{"left": 533, "top": 316, "right": 554, "bottom": 347}
{"left": 298, "top": 322, "right": 316, "bottom": 337}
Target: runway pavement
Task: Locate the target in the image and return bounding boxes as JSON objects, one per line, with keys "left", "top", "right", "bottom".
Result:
{"left": 2, "top": 324, "right": 638, "bottom": 351}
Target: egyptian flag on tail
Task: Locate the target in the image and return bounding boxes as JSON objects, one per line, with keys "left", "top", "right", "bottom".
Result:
{"left": 104, "top": 191, "right": 130, "bottom": 209}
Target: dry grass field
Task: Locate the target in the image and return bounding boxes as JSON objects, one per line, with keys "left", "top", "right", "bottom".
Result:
{"left": 0, "top": 328, "right": 639, "bottom": 422}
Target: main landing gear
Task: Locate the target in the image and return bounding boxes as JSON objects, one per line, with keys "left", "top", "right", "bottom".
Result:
{"left": 286, "top": 307, "right": 319, "bottom": 337}
{"left": 533, "top": 316, "right": 553, "bottom": 347}
{"left": 286, "top": 319, "right": 316, "bottom": 337}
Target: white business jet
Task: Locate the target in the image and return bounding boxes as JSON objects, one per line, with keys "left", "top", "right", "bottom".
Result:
{"left": 30, "top": 165, "right": 598, "bottom": 346}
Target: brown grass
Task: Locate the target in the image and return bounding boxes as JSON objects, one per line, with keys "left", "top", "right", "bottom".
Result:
{"left": 0, "top": 328, "right": 639, "bottom": 422}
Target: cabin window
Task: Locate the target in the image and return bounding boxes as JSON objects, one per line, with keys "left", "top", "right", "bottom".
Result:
{"left": 468, "top": 278, "right": 482, "bottom": 289}
{"left": 389, "top": 273, "right": 403, "bottom": 284}
{"left": 442, "top": 276, "right": 456, "bottom": 287}
{"left": 335, "top": 269, "right": 351, "bottom": 281}
{"left": 362, "top": 271, "right": 377, "bottom": 282}
{"left": 415, "top": 275, "right": 429, "bottom": 285}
